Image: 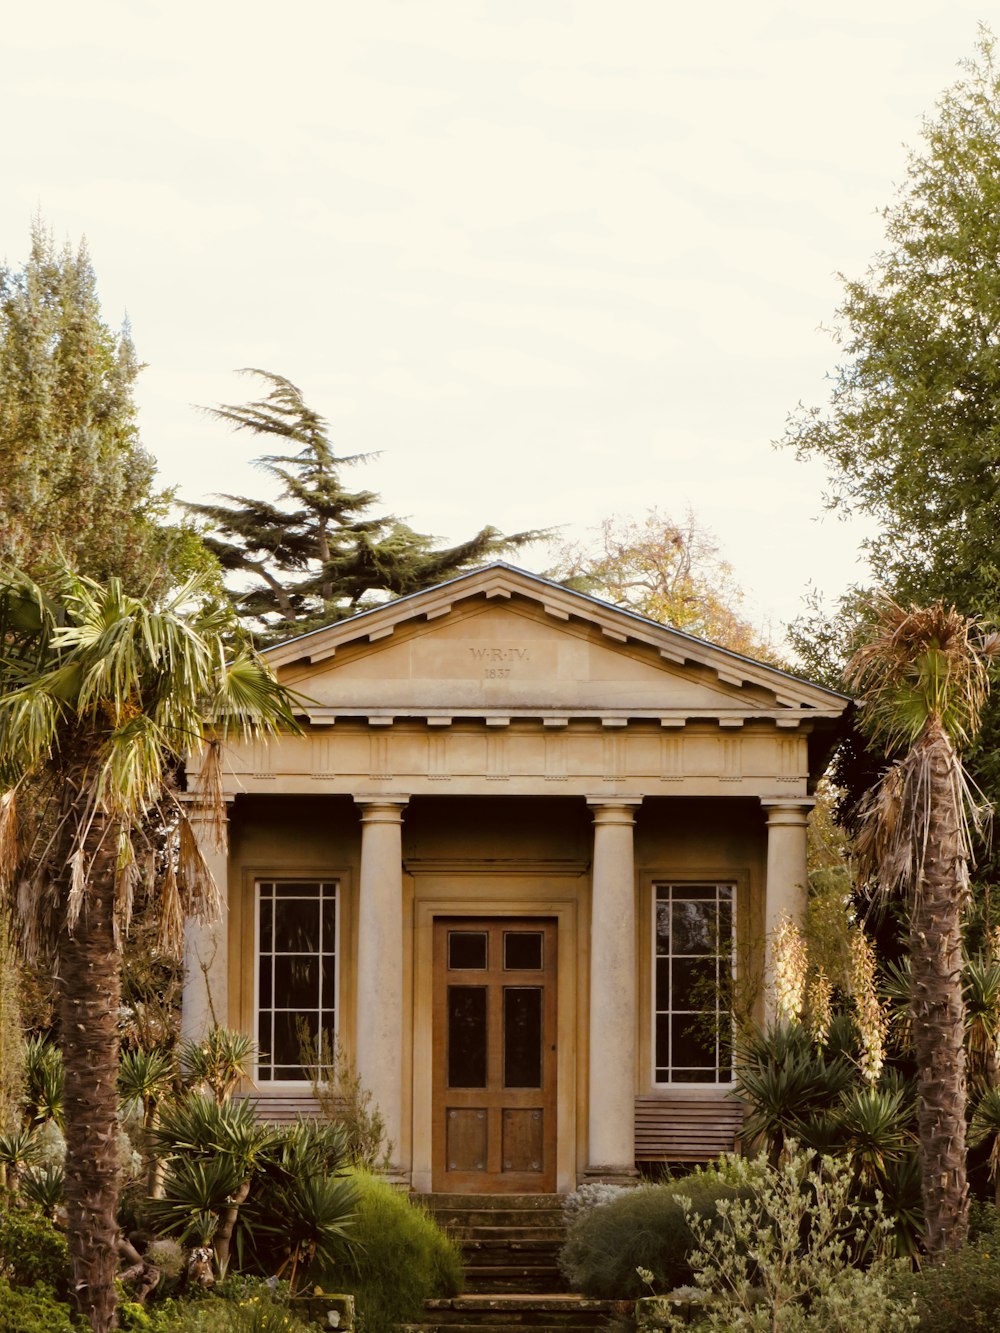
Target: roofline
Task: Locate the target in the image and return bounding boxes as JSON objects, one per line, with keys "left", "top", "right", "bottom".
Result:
{"left": 259, "top": 561, "right": 852, "bottom": 703}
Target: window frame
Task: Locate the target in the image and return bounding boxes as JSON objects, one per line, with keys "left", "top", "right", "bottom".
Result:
{"left": 253, "top": 877, "right": 340, "bottom": 1086}
{"left": 650, "top": 881, "right": 737, "bottom": 1088}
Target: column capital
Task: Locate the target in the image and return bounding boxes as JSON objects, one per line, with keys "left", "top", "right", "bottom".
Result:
{"left": 355, "top": 795, "right": 409, "bottom": 823}
{"left": 587, "top": 797, "right": 642, "bottom": 826}
{"left": 760, "top": 798, "right": 815, "bottom": 828}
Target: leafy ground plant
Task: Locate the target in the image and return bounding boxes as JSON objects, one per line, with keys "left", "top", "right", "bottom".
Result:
{"left": 666, "top": 1145, "right": 917, "bottom": 1331}
{"left": 0, "top": 1277, "right": 77, "bottom": 1333}
{"left": 559, "top": 1170, "right": 751, "bottom": 1299}
{"left": 321, "top": 1170, "right": 462, "bottom": 1333}
{"left": 893, "top": 1202, "right": 1000, "bottom": 1332}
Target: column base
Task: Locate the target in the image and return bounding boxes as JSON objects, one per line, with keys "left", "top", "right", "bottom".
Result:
{"left": 380, "top": 1165, "right": 412, "bottom": 1192}
{"left": 581, "top": 1165, "right": 641, "bottom": 1187}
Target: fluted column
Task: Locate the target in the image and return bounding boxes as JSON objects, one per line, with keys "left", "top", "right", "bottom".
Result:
{"left": 761, "top": 799, "right": 815, "bottom": 1022}
{"left": 355, "top": 796, "right": 408, "bottom": 1174}
{"left": 180, "top": 805, "right": 232, "bottom": 1041}
{"left": 585, "top": 798, "right": 641, "bottom": 1182}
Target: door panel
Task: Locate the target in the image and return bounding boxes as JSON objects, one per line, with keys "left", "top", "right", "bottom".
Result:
{"left": 432, "top": 918, "right": 557, "bottom": 1192}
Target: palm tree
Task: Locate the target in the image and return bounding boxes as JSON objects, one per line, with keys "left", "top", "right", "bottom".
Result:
{"left": 846, "top": 598, "right": 997, "bottom": 1257}
{"left": 0, "top": 564, "right": 300, "bottom": 1332}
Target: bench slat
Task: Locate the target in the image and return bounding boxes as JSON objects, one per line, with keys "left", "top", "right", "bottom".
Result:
{"left": 634, "top": 1096, "right": 744, "bottom": 1161}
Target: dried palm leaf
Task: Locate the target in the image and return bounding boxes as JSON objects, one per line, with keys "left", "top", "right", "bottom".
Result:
{"left": 178, "top": 816, "right": 222, "bottom": 925}
{"left": 0, "top": 789, "right": 18, "bottom": 892}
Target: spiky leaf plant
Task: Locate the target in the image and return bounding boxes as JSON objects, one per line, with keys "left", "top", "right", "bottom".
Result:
{"left": 970, "top": 1084, "right": 1000, "bottom": 1208}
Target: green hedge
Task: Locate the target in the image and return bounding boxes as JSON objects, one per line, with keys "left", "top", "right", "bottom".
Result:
{"left": 896, "top": 1204, "right": 1000, "bottom": 1332}
{"left": 0, "top": 1278, "right": 77, "bottom": 1333}
{"left": 0, "top": 1203, "right": 69, "bottom": 1297}
{"left": 320, "top": 1171, "right": 463, "bottom": 1333}
{"left": 559, "top": 1174, "right": 747, "bottom": 1298}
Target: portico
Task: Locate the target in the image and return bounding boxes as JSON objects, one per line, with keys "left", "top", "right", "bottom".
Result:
{"left": 182, "top": 564, "right": 848, "bottom": 1191}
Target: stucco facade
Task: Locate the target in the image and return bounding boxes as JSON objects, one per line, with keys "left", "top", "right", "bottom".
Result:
{"left": 181, "top": 564, "right": 849, "bottom": 1193}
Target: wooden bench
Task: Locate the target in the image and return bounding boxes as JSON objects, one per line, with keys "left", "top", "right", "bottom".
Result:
{"left": 237, "top": 1093, "right": 325, "bottom": 1123}
{"left": 634, "top": 1095, "right": 745, "bottom": 1163}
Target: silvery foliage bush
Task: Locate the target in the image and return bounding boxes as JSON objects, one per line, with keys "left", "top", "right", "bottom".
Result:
{"left": 561, "top": 1180, "right": 629, "bottom": 1225}
{"left": 663, "top": 1145, "right": 918, "bottom": 1332}
{"left": 33, "top": 1117, "right": 65, "bottom": 1167}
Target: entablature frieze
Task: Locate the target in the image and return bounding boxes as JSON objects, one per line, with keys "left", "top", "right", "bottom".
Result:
{"left": 202, "top": 714, "right": 815, "bottom": 800}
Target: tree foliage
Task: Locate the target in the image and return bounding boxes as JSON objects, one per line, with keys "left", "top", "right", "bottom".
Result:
{"left": 0, "top": 220, "right": 214, "bottom": 596}
{"left": 0, "top": 224, "right": 152, "bottom": 584}
{"left": 783, "top": 28, "right": 1000, "bottom": 615}
{"left": 187, "top": 369, "right": 544, "bottom": 640}
{"left": 781, "top": 29, "right": 1000, "bottom": 914}
{"left": 552, "top": 507, "right": 777, "bottom": 660}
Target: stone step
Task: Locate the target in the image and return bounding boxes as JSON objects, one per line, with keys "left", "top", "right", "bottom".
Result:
{"left": 399, "top": 1326, "right": 606, "bottom": 1332}
{"left": 411, "top": 1294, "right": 616, "bottom": 1327}
{"left": 429, "top": 1207, "right": 567, "bottom": 1230}
{"left": 463, "top": 1272, "right": 565, "bottom": 1295}
{"left": 452, "top": 1226, "right": 565, "bottom": 1246}
{"left": 400, "top": 1322, "right": 610, "bottom": 1333}
{"left": 415, "top": 1194, "right": 566, "bottom": 1210}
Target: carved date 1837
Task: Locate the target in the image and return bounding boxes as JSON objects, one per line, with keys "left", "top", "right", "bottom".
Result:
{"left": 469, "top": 646, "right": 530, "bottom": 679}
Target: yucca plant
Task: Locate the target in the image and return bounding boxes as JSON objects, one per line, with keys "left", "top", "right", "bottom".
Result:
{"left": 0, "top": 1122, "right": 41, "bottom": 1190}
{"left": 20, "top": 1163, "right": 65, "bottom": 1219}
{"left": 23, "top": 1035, "right": 64, "bottom": 1128}
{"left": 180, "top": 1028, "right": 257, "bottom": 1106}
{"left": 241, "top": 1119, "right": 356, "bottom": 1291}
{"left": 969, "top": 1084, "right": 1000, "bottom": 1207}
{"left": 151, "top": 1091, "right": 278, "bottom": 1278}
{"left": 734, "top": 1021, "right": 855, "bottom": 1162}
{"left": 836, "top": 1077, "right": 915, "bottom": 1186}
{"left": 118, "top": 1046, "right": 175, "bottom": 1197}
{"left": 964, "top": 951, "right": 1000, "bottom": 1084}
{"left": 879, "top": 956, "right": 913, "bottom": 1055}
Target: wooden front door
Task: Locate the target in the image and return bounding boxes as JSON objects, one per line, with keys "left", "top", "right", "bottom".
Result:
{"left": 432, "top": 917, "right": 557, "bottom": 1193}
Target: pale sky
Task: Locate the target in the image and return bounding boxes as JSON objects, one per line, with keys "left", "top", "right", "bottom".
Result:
{"left": 1, "top": 2, "right": 991, "bottom": 644}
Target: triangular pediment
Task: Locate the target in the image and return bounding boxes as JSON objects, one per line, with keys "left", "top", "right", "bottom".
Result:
{"left": 264, "top": 565, "right": 849, "bottom": 727}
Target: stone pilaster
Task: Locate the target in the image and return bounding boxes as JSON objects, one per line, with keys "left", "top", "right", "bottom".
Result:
{"left": 180, "top": 806, "right": 232, "bottom": 1042}
{"left": 354, "top": 796, "right": 408, "bottom": 1177}
{"left": 585, "top": 798, "right": 641, "bottom": 1183}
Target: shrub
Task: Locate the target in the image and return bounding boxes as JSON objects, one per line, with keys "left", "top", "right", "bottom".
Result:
{"left": 119, "top": 1282, "right": 313, "bottom": 1333}
{"left": 0, "top": 1202, "right": 69, "bottom": 1295}
{"left": 674, "top": 1146, "right": 915, "bottom": 1332}
{"left": 0, "top": 1278, "right": 76, "bottom": 1333}
{"left": 896, "top": 1203, "right": 1000, "bottom": 1332}
{"left": 559, "top": 1170, "right": 749, "bottom": 1298}
{"left": 320, "top": 1170, "right": 462, "bottom": 1332}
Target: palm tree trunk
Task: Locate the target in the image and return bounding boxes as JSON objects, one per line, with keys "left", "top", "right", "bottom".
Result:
{"left": 910, "top": 721, "right": 970, "bottom": 1257}
{"left": 60, "top": 817, "right": 123, "bottom": 1333}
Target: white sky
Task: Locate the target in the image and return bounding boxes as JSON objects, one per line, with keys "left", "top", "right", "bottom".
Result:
{"left": 1, "top": 1, "right": 991, "bottom": 643}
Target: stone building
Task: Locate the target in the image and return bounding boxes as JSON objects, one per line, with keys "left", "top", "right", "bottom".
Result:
{"left": 182, "top": 564, "right": 849, "bottom": 1193}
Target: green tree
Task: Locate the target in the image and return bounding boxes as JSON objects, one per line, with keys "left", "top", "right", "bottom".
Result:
{"left": 187, "top": 369, "right": 544, "bottom": 640}
{"left": 0, "top": 565, "right": 300, "bottom": 1333}
{"left": 0, "top": 223, "right": 152, "bottom": 582}
{"left": 0, "top": 221, "right": 214, "bottom": 593}
{"left": 552, "top": 507, "right": 778, "bottom": 660}
{"left": 783, "top": 29, "right": 1000, "bottom": 615}
{"left": 846, "top": 598, "right": 997, "bottom": 1256}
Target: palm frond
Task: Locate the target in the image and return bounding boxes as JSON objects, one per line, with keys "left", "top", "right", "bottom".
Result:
{"left": 853, "top": 717, "right": 987, "bottom": 899}
{"left": 846, "top": 596, "right": 997, "bottom": 753}
{"left": 177, "top": 815, "right": 223, "bottom": 924}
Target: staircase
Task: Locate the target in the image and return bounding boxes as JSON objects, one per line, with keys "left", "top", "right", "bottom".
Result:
{"left": 402, "top": 1195, "right": 620, "bottom": 1332}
